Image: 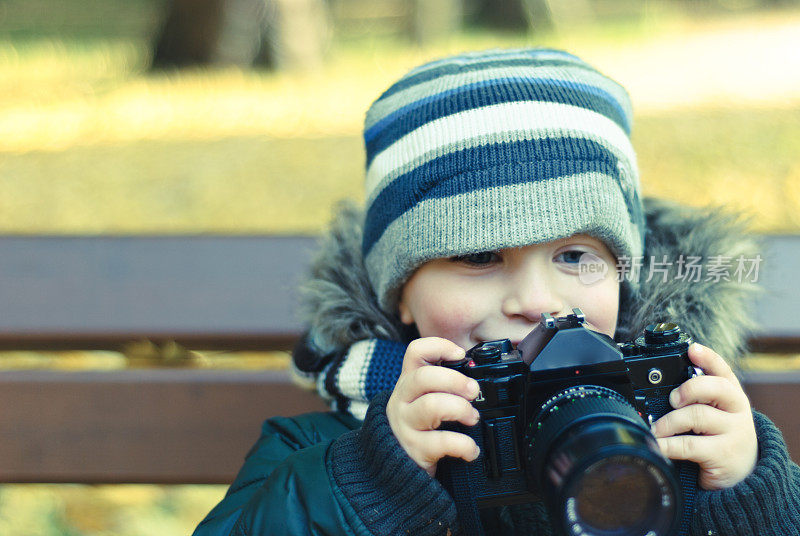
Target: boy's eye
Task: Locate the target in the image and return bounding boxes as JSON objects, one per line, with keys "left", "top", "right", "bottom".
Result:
{"left": 452, "top": 251, "right": 499, "bottom": 266}
{"left": 557, "top": 250, "right": 586, "bottom": 264}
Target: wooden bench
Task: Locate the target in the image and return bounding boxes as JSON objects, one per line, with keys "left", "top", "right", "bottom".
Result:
{"left": 0, "top": 234, "right": 798, "bottom": 484}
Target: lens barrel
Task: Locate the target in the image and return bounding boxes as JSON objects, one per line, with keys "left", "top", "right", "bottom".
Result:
{"left": 526, "top": 386, "right": 680, "bottom": 536}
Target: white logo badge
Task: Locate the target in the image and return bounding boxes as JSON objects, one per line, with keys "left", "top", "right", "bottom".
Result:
{"left": 578, "top": 253, "right": 608, "bottom": 285}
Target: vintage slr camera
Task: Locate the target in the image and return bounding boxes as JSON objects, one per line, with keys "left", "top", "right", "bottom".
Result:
{"left": 437, "top": 308, "right": 701, "bottom": 536}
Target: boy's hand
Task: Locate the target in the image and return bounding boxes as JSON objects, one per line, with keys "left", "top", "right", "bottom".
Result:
{"left": 386, "top": 337, "right": 482, "bottom": 477}
{"left": 651, "top": 342, "right": 758, "bottom": 490}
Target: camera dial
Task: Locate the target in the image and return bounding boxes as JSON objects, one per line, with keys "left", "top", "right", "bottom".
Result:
{"left": 644, "top": 322, "right": 681, "bottom": 345}
{"left": 471, "top": 345, "right": 501, "bottom": 365}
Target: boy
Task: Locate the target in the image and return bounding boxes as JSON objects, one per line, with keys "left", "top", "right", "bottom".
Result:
{"left": 195, "top": 48, "right": 800, "bottom": 535}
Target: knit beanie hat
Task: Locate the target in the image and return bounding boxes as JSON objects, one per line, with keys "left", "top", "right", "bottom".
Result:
{"left": 362, "top": 48, "right": 645, "bottom": 312}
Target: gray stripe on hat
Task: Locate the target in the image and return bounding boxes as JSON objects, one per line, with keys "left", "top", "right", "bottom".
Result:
{"left": 366, "top": 171, "right": 643, "bottom": 311}
{"left": 397, "top": 48, "right": 584, "bottom": 85}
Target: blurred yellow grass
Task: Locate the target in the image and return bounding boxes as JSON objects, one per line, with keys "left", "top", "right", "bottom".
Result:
{"left": 0, "top": 67, "right": 370, "bottom": 152}
{"left": 634, "top": 108, "right": 800, "bottom": 234}
{"left": 0, "top": 484, "right": 227, "bottom": 536}
{"left": 743, "top": 354, "right": 800, "bottom": 371}
{"left": 3, "top": 109, "right": 799, "bottom": 235}
{"left": 0, "top": 349, "right": 290, "bottom": 370}
{"left": 2, "top": 12, "right": 800, "bottom": 236}
{"left": 3, "top": 9, "right": 800, "bottom": 151}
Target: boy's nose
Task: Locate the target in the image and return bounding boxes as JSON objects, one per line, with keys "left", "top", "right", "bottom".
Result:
{"left": 501, "top": 276, "right": 565, "bottom": 324}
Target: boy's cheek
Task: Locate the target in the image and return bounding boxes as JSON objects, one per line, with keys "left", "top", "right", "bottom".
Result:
{"left": 415, "top": 308, "right": 472, "bottom": 338}
{"left": 572, "top": 279, "right": 619, "bottom": 338}
{"left": 413, "top": 302, "right": 480, "bottom": 345}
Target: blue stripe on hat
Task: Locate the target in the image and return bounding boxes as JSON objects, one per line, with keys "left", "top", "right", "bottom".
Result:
{"left": 363, "top": 136, "right": 623, "bottom": 256}
{"left": 377, "top": 49, "right": 584, "bottom": 101}
{"left": 365, "top": 77, "right": 630, "bottom": 167}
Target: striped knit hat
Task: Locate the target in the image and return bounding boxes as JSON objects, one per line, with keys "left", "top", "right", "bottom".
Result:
{"left": 362, "top": 48, "right": 645, "bottom": 312}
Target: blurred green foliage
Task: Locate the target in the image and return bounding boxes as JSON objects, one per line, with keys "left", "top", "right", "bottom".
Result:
{"left": 0, "top": 0, "right": 163, "bottom": 41}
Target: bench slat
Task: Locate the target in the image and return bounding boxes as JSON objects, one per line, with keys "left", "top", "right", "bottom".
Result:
{"left": 0, "top": 234, "right": 797, "bottom": 351}
{"left": 0, "top": 369, "right": 795, "bottom": 484}
{"left": 0, "top": 235, "right": 317, "bottom": 350}
{"left": 0, "top": 369, "right": 327, "bottom": 484}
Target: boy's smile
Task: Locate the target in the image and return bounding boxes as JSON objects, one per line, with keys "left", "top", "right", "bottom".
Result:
{"left": 398, "top": 234, "right": 620, "bottom": 350}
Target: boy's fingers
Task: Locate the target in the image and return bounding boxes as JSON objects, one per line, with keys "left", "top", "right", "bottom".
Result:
{"left": 400, "top": 365, "right": 480, "bottom": 403}
{"left": 651, "top": 404, "right": 729, "bottom": 438}
{"left": 404, "top": 392, "right": 479, "bottom": 430}
{"left": 655, "top": 433, "right": 716, "bottom": 465}
{"left": 669, "top": 375, "right": 749, "bottom": 414}
{"left": 412, "top": 430, "right": 480, "bottom": 465}
{"left": 402, "top": 337, "right": 465, "bottom": 374}
{"left": 688, "top": 343, "right": 739, "bottom": 386}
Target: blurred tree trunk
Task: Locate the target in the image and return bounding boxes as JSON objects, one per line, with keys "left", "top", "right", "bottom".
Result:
{"left": 471, "top": 0, "right": 528, "bottom": 31}
{"left": 151, "top": 0, "right": 225, "bottom": 67}
{"left": 151, "top": 0, "right": 329, "bottom": 71}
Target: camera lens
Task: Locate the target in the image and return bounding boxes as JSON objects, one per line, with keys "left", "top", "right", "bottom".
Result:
{"left": 526, "top": 386, "right": 680, "bottom": 536}
{"left": 570, "top": 454, "right": 672, "bottom": 533}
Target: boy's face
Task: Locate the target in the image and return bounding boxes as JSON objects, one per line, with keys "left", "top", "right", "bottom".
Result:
{"left": 398, "top": 234, "right": 620, "bottom": 350}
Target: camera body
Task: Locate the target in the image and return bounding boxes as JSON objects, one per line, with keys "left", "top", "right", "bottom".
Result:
{"left": 437, "top": 308, "right": 700, "bottom": 536}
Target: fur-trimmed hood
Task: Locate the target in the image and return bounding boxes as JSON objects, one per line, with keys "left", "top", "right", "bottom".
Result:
{"left": 299, "top": 197, "right": 761, "bottom": 367}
